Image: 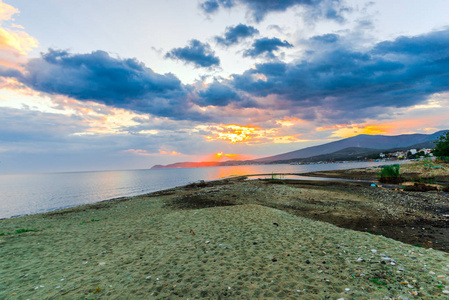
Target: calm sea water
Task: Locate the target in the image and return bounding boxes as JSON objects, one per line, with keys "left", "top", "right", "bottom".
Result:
{"left": 0, "top": 162, "right": 398, "bottom": 219}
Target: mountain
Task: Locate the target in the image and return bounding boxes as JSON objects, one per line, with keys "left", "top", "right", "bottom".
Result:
{"left": 151, "top": 161, "right": 222, "bottom": 169}
{"left": 151, "top": 160, "right": 253, "bottom": 169}
{"left": 151, "top": 130, "right": 445, "bottom": 169}
{"left": 270, "top": 140, "right": 438, "bottom": 164}
{"left": 254, "top": 130, "right": 445, "bottom": 163}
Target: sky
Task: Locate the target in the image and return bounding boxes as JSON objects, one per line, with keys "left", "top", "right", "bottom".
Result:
{"left": 0, "top": 0, "right": 449, "bottom": 174}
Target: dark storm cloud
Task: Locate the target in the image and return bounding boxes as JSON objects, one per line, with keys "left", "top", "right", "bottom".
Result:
{"left": 200, "top": 0, "right": 346, "bottom": 22}
{"left": 196, "top": 82, "right": 242, "bottom": 106}
{"left": 0, "top": 49, "right": 208, "bottom": 120}
{"left": 215, "top": 24, "right": 259, "bottom": 46}
{"left": 165, "top": 39, "right": 220, "bottom": 68}
{"left": 2, "top": 29, "right": 449, "bottom": 124}
{"left": 373, "top": 29, "right": 449, "bottom": 58}
{"left": 243, "top": 37, "right": 293, "bottom": 58}
{"left": 231, "top": 29, "right": 449, "bottom": 120}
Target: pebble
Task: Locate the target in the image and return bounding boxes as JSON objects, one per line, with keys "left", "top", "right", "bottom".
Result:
{"left": 345, "top": 288, "right": 350, "bottom": 291}
{"left": 205, "top": 241, "right": 210, "bottom": 244}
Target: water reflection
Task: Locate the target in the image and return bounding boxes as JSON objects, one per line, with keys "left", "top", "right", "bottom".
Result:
{"left": 0, "top": 161, "right": 403, "bottom": 219}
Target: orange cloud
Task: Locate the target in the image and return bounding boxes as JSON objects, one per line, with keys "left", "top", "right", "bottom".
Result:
{"left": 276, "top": 117, "right": 304, "bottom": 127}
{"left": 0, "top": 1, "right": 38, "bottom": 68}
{"left": 319, "top": 115, "right": 449, "bottom": 139}
{"left": 329, "top": 125, "right": 389, "bottom": 138}
{"left": 123, "top": 149, "right": 153, "bottom": 156}
{"left": 159, "top": 150, "right": 181, "bottom": 156}
{"left": 123, "top": 149, "right": 182, "bottom": 156}
{"left": 206, "top": 124, "right": 258, "bottom": 143}
{"left": 202, "top": 123, "right": 307, "bottom": 145}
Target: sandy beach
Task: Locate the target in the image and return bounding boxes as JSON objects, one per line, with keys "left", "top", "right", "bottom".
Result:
{"left": 1, "top": 164, "right": 449, "bottom": 299}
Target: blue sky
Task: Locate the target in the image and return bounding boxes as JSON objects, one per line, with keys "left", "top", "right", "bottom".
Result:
{"left": 0, "top": 0, "right": 449, "bottom": 173}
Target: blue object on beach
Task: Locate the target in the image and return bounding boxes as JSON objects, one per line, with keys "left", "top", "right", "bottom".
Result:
{"left": 370, "top": 183, "right": 377, "bottom": 187}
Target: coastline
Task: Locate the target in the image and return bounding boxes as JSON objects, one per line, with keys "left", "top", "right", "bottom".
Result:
{"left": 1, "top": 163, "right": 449, "bottom": 298}
{"left": 0, "top": 160, "right": 408, "bottom": 220}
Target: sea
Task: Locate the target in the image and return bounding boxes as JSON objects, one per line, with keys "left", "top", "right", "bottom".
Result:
{"left": 0, "top": 161, "right": 401, "bottom": 219}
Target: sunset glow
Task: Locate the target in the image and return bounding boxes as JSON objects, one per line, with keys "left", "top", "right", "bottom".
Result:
{"left": 0, "top": 0, "right": 448, "bottom": 174}
{"left": 205, "top": 124, "right": 258, "bottom": 143}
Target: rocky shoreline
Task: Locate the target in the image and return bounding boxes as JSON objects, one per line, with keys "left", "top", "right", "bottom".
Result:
{"left": 1, "top": 162, "right": 449, "bottom": 298}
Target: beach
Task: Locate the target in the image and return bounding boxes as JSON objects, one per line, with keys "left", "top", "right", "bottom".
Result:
{"left": 1, "top": 164, "right": 449, "bottom": 299}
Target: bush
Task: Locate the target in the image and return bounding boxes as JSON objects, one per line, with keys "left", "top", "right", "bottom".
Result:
{"left": 433, "top": 131, "right": 449, "bottom": 157}
{"left": 379, "top": 164, "right": 403, "bottom": 183}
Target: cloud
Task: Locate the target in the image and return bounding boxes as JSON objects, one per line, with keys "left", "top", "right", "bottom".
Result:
{"left": 230, "top": 28, "right": 449, "bottom": 122}
{"left": 200, "top": 123, "right": 306, "bottom": 144}
{"left": 0, "top": 49, "right": 211, "bottom": 120}
{"left": 200, "top": 0, "right": 234, "bottom": 13}
{"left": 243, "top": 37, "right": 293, "bottom": 58}
{"left": 0, "top": 1, "right": 38, "bottom": 68}
{"left": 310, "top": 33, "right": 340, "bottom": 44}
{"left": 215, "top": 24, "right": 259, "bottom": 46}
{"left": 165, "top": 39, "right": 220, "bottom": 68}
{"left": 196, "top": 82, "right": 242, "bottom": 107}
{"left": 199, "top": 0, "right": 347, "bottom": 22}
{"left": 373, "top": 29, "right": 449, "bottom": 58}
{"left": 2, "top": 29, "right": 449, "bottom": 128}
{"left": 122, "top": 149, "right": 181, "bottom": 156}
{"left": 303, "top": 0, "right": 350, "bottom": 24}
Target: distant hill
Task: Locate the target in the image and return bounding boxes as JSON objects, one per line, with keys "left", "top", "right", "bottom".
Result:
{"left": 254, "top": 130, "right": 445, "bottom": 163}
{"left": 151, "top": 161, "right": 222, "bottom": 169}
{"left": 270, "top": 140, "right": 438, "bottom": 164}
{"left": 151, "top": 130, "right": 445, "bottom": 169}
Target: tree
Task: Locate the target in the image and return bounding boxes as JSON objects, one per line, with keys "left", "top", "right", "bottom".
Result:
{"left": 433, "top": 131, "right": 449, "bottom": 157}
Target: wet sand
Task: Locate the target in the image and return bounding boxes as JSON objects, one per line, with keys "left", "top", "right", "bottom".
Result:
{"left": 1, "top": 166, "right": 449, "bottom": 299}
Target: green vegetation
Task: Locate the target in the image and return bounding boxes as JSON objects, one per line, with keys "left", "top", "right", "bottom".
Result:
{"left": 407, "top": 150, "right": 429, "bottom": 159}
{"left": 379, "top": 164, "right": 403, "bottom": 183}
{"left": 266, "top": 173, "right": 286, "bottom": 184}
{"left": 0, "top": 232, "right": 5, "bottom": 236}
{"left": 370, "top": 278, "right": 388, "bottom": 287}
{"left": 15, "top": 228, "right": 36, "bottom": 234}
{"left": 93, "top": 286, "right": 101, "bottom": 294}
{"left": 433, "top": 131, "right": 449, "bottom": 159}
{"left": 79, "top": 218, "right": 101, "bottom": 225}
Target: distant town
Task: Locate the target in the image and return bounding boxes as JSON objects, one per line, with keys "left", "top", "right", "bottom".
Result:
{"left": 378, "top": 148, "right": 434, "bottom": 160}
